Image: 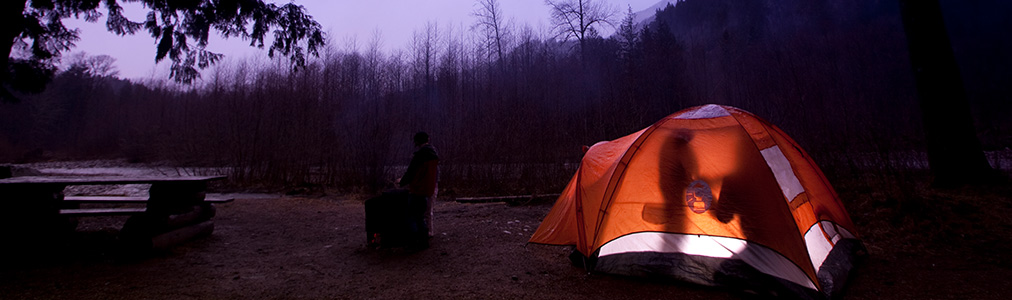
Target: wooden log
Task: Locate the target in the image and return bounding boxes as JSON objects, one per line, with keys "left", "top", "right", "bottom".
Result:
{"left": 150, "top": 220, "right": 215, "bottom": 250}
{"left": 120, "top": 204, "right": 215, "bottom": 241}
{"left": 454, "top": 194, "right": 561, "bottom": 204}
{"left": 164, "top": 204, "right": 216, "bottom": 229}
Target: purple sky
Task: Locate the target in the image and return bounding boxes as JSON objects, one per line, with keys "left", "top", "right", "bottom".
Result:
{"left": 64, "top": 0, "right": 667, "bottom": 81}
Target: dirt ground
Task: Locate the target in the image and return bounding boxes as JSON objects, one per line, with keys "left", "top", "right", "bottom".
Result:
{"left": 1, "top": 192, "right": 1011, "bottom": 299}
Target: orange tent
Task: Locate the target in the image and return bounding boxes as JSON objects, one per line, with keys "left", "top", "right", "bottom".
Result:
{"left": 530, "top": 104, "right": 863, "bottom": 298}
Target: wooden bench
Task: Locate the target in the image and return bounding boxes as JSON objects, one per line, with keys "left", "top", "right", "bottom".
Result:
{"left": 0, "top": 175, "right": 229, "bottom": 251}
{"left": 63, "top": 196, "right": 235, "bottom": 204}
{"left": 58, "top": 196, "right": 235, "bottom": 217}
{"left": 59, "top": 207, "right": 147, "bottom": 217}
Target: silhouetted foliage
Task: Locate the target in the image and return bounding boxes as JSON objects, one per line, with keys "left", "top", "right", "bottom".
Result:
{"left": 1, "top": 0, "right": 324, "bottom": 102}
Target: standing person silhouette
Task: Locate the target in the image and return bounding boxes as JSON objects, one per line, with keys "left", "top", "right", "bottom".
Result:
{"left": 399, "top": 132, "right": 439, "bottom": 238}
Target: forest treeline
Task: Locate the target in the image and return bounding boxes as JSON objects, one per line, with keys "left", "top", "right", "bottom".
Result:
{"left": 0, "top": 0, "right": 1008, "bottom": 196}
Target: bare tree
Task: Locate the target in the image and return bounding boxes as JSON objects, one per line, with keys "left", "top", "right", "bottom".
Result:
{"left": 440, "top": 23, "right": 463, "bottom": 96}
{"left": 472, "top": 0, "right": 512, "bottom": 64}
{"left": 385, "top": 49, "right": 408, "bottom": 93}
{"left": 411, "top": 22, "right": 442, "bottom": 90}
{"left": 64, "top": 52, "right": 121, "bottom": 78}
{"left": 545, "top": 0, "right": 618, "bottom": 56}
{"left": 363, "top": 29, "right": 385, "bottom": 101}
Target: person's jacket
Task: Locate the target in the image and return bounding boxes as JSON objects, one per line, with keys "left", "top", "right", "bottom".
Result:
{"left": 401, "top": 144, "right": 439, "bottom": 196}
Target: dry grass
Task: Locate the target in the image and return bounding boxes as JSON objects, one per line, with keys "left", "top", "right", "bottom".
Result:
{"left": 837, "top": 171, "right": 1012, "bottom": 266}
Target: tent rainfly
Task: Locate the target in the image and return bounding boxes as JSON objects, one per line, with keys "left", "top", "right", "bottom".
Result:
{"left": 530, "top": 104, "right": 864, "bottom": 299}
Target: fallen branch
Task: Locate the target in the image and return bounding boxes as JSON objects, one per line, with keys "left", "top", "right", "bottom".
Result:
{"left": 454, "top": 194, "right": 561, "bottom": 204}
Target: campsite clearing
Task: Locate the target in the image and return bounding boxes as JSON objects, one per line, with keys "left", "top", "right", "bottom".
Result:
{"left": 1, "top": 186, "right": 1010, "bottom": 299}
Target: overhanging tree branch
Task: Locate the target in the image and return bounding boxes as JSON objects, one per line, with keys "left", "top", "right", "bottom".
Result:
{"left": 2, "top": 0, "right": 327, "bottom": 102}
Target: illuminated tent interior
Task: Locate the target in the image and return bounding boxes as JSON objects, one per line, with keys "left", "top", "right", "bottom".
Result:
{"left": 529, "top": 104, "right": 864, "bottom": 299}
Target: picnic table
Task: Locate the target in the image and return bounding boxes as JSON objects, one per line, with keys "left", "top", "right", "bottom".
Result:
{"left": 0, "top": 175, "right": 229, "bottom": 251}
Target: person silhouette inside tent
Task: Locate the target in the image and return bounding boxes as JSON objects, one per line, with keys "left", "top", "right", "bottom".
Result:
{"left": 399, "top": 132, "right": 440, "bottom": 238}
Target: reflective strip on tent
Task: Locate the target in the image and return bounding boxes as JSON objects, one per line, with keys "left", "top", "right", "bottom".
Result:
{"left": 805, "top": 221, "right": 857, "bottom": 273}
{"left": 598, "top": 232, "right": 817, "bottom": 290}
{"left": 760, "top": 145, "right": 805, "bottom": 203}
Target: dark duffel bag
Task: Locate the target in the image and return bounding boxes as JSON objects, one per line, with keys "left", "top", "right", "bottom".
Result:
{"left": 365, "top": 189, "right": 427, "bottom": 249}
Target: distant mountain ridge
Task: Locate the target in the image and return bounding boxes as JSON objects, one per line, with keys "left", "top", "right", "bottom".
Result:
{"left": 631, "top": 0, "right": 677, "bottom": 29}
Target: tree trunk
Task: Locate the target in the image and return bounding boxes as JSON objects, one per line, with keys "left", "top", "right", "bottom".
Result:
{"left": 897, "top": 0, "right": 996, "bottom": 187}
